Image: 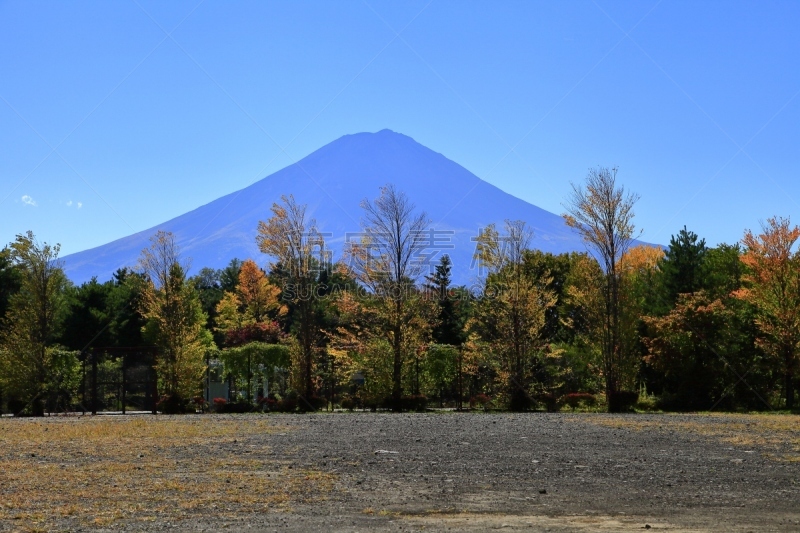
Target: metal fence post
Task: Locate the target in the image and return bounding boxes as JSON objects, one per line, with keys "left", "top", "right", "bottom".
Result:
{"left": 91, "top": 350, "right": 98, "bottom": 415}
{"left": 121, "top": 352, "right": 126, "bottom": 415}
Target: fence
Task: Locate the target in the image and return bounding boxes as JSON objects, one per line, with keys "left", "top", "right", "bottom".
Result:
{"left": 81, "top": 347, "right": 159, "bottom": 415}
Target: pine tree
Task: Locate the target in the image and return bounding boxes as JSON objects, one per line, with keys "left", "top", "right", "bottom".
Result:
{"left": 658, "top": 226, "right": 708, "bottom": 308}
{"left": 425, "top": 255, "right": 463, "bottom": 346}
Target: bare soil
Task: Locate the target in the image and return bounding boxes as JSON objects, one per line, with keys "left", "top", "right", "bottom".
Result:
{"left": 1, "top": 412, "right": 799, "bottom": 532}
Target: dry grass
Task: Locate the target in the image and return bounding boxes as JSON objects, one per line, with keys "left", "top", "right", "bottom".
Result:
{"left": 579, "top": 413, "right": 800, "bottom": 461}
{"left": 0, "top": 415, "right": 335, "bottom": 531}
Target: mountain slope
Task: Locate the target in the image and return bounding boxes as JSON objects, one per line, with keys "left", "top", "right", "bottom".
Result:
{"left": 62, "top": 130, "right": 621, "bottom": 286}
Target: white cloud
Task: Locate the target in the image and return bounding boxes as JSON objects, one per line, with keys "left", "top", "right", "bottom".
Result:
{"left": 77, "top": 202, "right": 82, "bottom": 209}
{"left": 67, "top": 200, "right": 73, "bottom": 207}
{"left": 21, "top": 195, "right": 37, "bottom": 207}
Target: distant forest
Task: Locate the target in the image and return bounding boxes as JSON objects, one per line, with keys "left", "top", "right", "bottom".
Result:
{"left": 2, "top": 167, "right": 799, "bottom": 415}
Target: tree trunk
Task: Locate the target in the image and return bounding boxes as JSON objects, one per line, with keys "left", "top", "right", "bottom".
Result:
{"left": 392, "top": 303, "right": 403, "bottom": 412}
{"left": 300, "top": 298, "right": 315, "bottom": 409}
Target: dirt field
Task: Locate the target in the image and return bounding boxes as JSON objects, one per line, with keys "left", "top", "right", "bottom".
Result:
{"left": 1, "top": 412, "right": 799, "bottom": 532}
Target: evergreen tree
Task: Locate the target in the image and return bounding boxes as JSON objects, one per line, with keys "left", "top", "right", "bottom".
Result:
{"left": 0, "top": 248, "right": 21, "bottom": 324}
{"left": 425, "top": 255, "right": 464, "bottom": 346}
{"left": 60, "top": 278, "right": 113, "bottom": 351}
{"left": 658, "top": 226, "right": 708, "bottom": 308}
{"left": 108, "top": 268, "right": 147, "bottom": 348}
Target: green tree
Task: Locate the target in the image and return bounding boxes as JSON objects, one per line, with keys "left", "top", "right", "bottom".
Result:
{"left": 704, "top": 244, "right": 745, "bottom": 300}
{"left": 471, "top": 220, "right": 558, "bottom": 410}
{"left": 424, "top": 254, "right": 466, "bottom": 346}
{"left": 0, "top": 248, "right": 22, "bottom": 324}
{"left": 657, "top": 226, "right": 707, "bottom": 310}
{"left": 644, "top": 292, "right": 746, "bottom": 410}
{"left": 0, "top": 232, "right": 70, "bottom": 415}
{"left": 107, "top": 269, "right": 147, "bottom": 348}
{"left": 421, "top": 344, "right": 459, "bottom": 405}
{"left": 60, "top": 278, "right": 113, "bottom": 351}
{"left": 218, "top": 342, "right": 290, "bottom": 402}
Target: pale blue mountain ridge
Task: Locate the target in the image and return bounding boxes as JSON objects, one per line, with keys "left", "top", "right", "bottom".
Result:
{"left": 61, "top": 130, "right": 655, "bottom": 286}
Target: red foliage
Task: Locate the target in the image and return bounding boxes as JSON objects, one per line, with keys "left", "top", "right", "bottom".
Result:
{"left": 470, "top": 393, "right": 492, "bottom": 410}
{"left": 564, "top": 392, "right": 597, "bottom": 409}
{"left": 224, "top": 321, "right": 284, "bottom": 347}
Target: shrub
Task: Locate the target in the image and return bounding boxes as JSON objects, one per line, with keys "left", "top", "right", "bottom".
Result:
{"left": 470, "top": 393, "right": 492, "bottom": 411}
{"left": 211, "top": 397, "right": 252, "bottom": 414}
{"left": 258, "top": 396, "right": 277, "bottom": 411}
{"left": 608, "top": 390, "right": 639, "bottom": 413}
{"left": 534, "top": 393, "right": 560, "bottom": 413}
{"left": 509, "top": 393, "right": 534, "bottom": 412}
{"left": 340, "top": 396, "right": 356, "bottom": 411}
{"left": 401, "top": 394, "right": 428, "bottom": 412}
{"left": 193, "top": 396, "right": 208, "bottom": 412}
{"left": 274, "top": 398, "right": 298, "bottom": 412}
{"left": 6, "top": 397, "right": 28, "bottom": 416}
{"left": 379, "top": 394, "right": 428, "bottom": 412}
{"left": 306, "top": 395, "right": 328, "bottom": 411}
{"left": 227, "top": 401, "right": 253, "bottom": 413}
{"left": 564, "top": 392, "right": 597, "bottom": 411}
{"left": 212, "top": 397, "right": 227, "bottom": 408}
{"left": 157, "top": 394, "right": 190, "bottom": 414}
{"left": 635, "top": 393, "right": 659, "bottom": 412}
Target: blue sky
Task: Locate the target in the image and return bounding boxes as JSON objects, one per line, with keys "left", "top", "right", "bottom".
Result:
{"left": 1, "top": 0, "right": 798, "bottom": 257}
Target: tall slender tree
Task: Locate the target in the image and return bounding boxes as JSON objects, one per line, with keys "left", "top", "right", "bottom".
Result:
{"left": 424, "top": 254, "right": 464, "bottom": 346}
{"left": 257, "top": 195, "right": 327, "bottom": 405}
{"left": 563, "top": 167, "right": 640, "bottom": 411}
{"left": 137, "top": 231, "right": 210, "bottom": 409}
{"left": 345, "top": 185, "right": 431, "bottom": 411}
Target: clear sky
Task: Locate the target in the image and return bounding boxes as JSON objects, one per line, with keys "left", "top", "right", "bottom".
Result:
{"left": 1, "top": 0, "right": 798, "bottom": 257}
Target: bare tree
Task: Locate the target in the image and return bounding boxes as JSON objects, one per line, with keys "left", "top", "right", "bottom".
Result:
{"left": 138, "top": 230, "right": 188, "bottom": 289}
{"left": 562, "top": 167, "right": 640, "bottom": 411}
{"left": 345, "top": 185, "right": 431, "bottom": 411}
{"left": 256, "top": 195, "right": 327, "bottom": 406}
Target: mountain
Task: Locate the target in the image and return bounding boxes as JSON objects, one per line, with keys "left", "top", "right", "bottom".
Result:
{"left": 62, "top": 129, "right": 625, "bottom": 286}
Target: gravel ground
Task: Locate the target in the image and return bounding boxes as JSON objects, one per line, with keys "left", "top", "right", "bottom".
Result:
{"left": 2, "top": 412, "right": 800, "bottom": 532}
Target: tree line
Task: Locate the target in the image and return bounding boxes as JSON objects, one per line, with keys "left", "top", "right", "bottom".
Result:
{"left": 2, "top": 167, "right": 799, "bottom": 414}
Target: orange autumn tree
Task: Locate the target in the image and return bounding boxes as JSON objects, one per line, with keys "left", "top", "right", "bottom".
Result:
{"left": 735, "top": 216, "right": 800, "bottom": 409}
{"left": 215, "top": 259, "right": 284, "bottom": 346}
{"left": 238, "top": 259, "right": 283, "bottom": 323}
{"left": 617, "top": 244, "right": 665, "bottom": 388}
